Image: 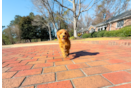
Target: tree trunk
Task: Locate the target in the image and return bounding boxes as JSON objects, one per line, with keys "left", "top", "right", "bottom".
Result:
{"left": 29, "top": 39, "right": 31, "bottom": 42}
{"left": 48, "top": 26, "right": 52, "bottom": 40}
{"left": 52, "top": 22, "right": 58, "bottom": 39}
{"left": 72, "top": 0, "right": 78, "bottom": 38}
{"left": 73, "top": 18, "right": 78, "bottom": 37}
{"left": 58, "top": 20, "right": 61, "bottom": 29}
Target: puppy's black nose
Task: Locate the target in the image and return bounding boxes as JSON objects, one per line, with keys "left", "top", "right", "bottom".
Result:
{"left": 63, "top": 36, "right": 65, "bottom": 37}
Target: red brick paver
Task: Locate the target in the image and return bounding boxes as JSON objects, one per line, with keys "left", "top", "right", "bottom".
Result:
{"left": 43, "top": 65, "right": 67, "bottom": 73}
{"left": 2, "top": 77, "right": 25, "bottom": 88}
{"left": 2, "top": 67, "right": 10, "bottom": 73}
{"left": 103, "top": 64, "right": 130, "bottom": 71}
{"left": 102, "top": 71, "right": 131, "bottom": 84}
{"left": 82, "top": 66, "right": 111, "bottom": 75}
{"left": 55, "top": 60, "right": 73, "bottom": 66}
{"left": 33, "top": 63, "right": 53, "bottom": 68}
{"left": 37, "top": 80, "right": 73, "bottom": 88}
{"left": 86, "top": 60, "right": 109, "bottom": 66}
{"left": 2, "top": 40, "right": 131, "bottom": 88}
{"left": 67, "top": 63, "right": 89, "bottom": 69}
{"left": 47, "top": 58, "right": 63, "bottom": 63}
{"left": 109, "top": 83, "right": 131, "bottom": 88}
{"left": 105, "top": 59, "right": 126, "bottom": 64}
{"left": 2, "top": 71, "right": 17, "bottom": 79}
{"left": 57, "top": 69, "right": 84, "bottom": 80}
{"left": 14, "top": 68, "right": 42, "bottom": 77}
{"left": 22, "top": 73, "right": 55, "bottom": 86}
{"left": 72, "top": 75, "right": 112, "bottom": 88}
{"left": 73, "top": 58, "right": 92, "bottom": 63}
{"left": 21, "top": 86, "right": 35, "bottom": 88}
{"left": 28, "top": 61, "right": 45, "bottom": 64}
{"left": 9, "top": 65, "right": 33, "bottom": 71}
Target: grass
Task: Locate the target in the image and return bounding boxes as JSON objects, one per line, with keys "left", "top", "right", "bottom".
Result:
{"left": 50, "top": 37, "right": 131, "bottom": 42}
{"left": 120, "top": 37, "right": 131, "bottom": 40}
{"left": 72, "top": 37, "right": 121, "bottom": 41}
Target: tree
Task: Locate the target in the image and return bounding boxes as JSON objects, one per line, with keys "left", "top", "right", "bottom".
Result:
{"left": 8, "top": 15, "right": 22, "bottom": 43}
{"left": 2, "top": 33, "right": 10, "bottom": 45}
{"left": 32, "top": 15, "right": 52, "bottom": 40}
{"left": 32, "top": 0, "right": 59, "bottom": 39}
{"left": 2, "top": 27, "right": 14, "bottom": 44}
{"left": 111, "top": 0, "right": 130, "bottom": 16}
{"left": 36, "top": 26, "right": 49, "bottom": 41}
{"left": 2, "top": 26, "right": 5, "bottom": 31}
{"left": 10, "top": 25, "right": 22, "bottom": 43}
{"left": 92, "top": 0, "right": 130, "bottom": 25}
{"left": 2, "top": 26, "right": 5, "bottom": 29}
{"left": 54, "top": 0, "right": 97, "bottom": 37}
{"left": 55, "top": 12, "right": 68, "bottom": 29}
{"left": 19, "top": 16, "right": 37, "bottom": 42}
{"left": 77, "top": 13, "right": 92, "bottom": 30}
{"left": 10, "top": 15, "right": 22, "bottom": 26}
{"left": 29, "top": 12, "right": 35, "bottom": 19}
{"left": 84, "top": 13, "right": 92, "bottom": 28}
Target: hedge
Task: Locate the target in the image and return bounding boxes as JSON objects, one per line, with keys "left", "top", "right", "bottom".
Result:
{"left": 82, "top": 25, "right": 131, "bottom": 38}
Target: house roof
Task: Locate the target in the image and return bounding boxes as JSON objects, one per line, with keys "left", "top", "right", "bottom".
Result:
{"left": 95, "top": 10, "right": 131, "bottom": 27}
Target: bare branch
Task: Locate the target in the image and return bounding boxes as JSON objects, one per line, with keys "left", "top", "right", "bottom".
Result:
{"left": 82, "top": 0, "right": 93, "bottom": 10}
{"left": 54, "top": 0, "right": 73, "bottom": 12}
{"left": 41, "top": 0, "right": 52, "bottom": 15}
{"left": 68, "top": 0, "right": 73, "bottom": 3}
{"left": 77, "top": 0, "right": 81, "bottom": 17}
{"left": 81, "top": 0, "right": 86, "bottom": 3}
{"left": 80, "top": 0, "right": 96, "bottom": 13}
{"left": 55, "top": 13, "right": 74, "bottom": 22}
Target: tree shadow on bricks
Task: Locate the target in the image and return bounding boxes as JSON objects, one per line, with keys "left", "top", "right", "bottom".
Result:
{"left": 69, "top": 50, "right": 99, "bottom": 60}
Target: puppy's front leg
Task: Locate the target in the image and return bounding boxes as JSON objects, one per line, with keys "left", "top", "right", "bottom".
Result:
{"left": 64, "top": 49, "right": 68, "bottom": 57}
{"left": 64, "top": 46, "right": 69, "bottom": 57}
{"left": 60, "top": 48, "right": 67, "bottom": 58}
{"left": 66, "top": 49, "right": 69, "bottom": 56}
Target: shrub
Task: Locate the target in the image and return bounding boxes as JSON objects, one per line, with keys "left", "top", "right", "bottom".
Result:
{"left": 123, "top": 28, "right": 131, "bottom": 37}
{"left": 78, "top": 34, "right": 82, "bottom": 37}
{"left": 70, "top": 36, "right": 75, "bottom": 40}
{"left": 81, "top": 25, "right": 131, "bottom": 38}
{"left": 97, "top": 31, "right": 106, "bottom": 37}
{"left": 103, "top": 31, "right": 109, "bottom": 37}
{"left": 82, "top": 33, "right": 90, "bottom": 38}
{"left": 103, "top": 25, "right": 131, "bottom": 37}
{"left": 92, "top": 32, "right": 98, "bottom": 37}
{"left": 54, "top": 39, "right": 57, "bottom": 41}
{"left": 88, "top": 33, "right": 92, "bottom": 38}
{"left": 69, "top": 29, "right": 74, "bottom": 36}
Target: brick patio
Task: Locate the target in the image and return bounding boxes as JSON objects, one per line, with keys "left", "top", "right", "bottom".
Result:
{"left": 2, "top": 41, "right": 131, "bottom": 88}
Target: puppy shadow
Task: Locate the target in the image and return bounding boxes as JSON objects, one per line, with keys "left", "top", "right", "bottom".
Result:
{"left": 69, "top": 50, "right": 99, "bottom": 59}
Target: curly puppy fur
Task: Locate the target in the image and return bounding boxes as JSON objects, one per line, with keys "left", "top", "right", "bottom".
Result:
{"left": 57, "top": 29, "right": 71, "bottom": 58}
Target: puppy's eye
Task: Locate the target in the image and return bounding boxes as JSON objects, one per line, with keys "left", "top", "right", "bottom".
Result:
{"left": 65, "top": 32, "right": 66, "bottom": 34}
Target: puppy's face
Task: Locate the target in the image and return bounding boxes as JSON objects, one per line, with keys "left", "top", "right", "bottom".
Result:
{"left": 57, "top": 29, "right": 70, "bottom": 41}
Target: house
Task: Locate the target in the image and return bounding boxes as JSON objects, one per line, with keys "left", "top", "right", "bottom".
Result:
{"left": 77, "top": 28, "right": 89, "bottom": 35}
{"left": 88, "top": 10, "right": 131, "bottom": 32}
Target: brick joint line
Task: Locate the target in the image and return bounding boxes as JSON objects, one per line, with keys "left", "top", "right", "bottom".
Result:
{"left": 19, "top": 77, "right": 27, "bottom": 87}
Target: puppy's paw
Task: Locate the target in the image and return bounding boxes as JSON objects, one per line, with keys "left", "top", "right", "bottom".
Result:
{"left": 63, "top": 55, "right": 67, "bottom": 58}
{"left": 63, "top": 54, "right": 67, "bottom": 58}
{"left": 67, "top": 53, "right": 69, "bottom": 56}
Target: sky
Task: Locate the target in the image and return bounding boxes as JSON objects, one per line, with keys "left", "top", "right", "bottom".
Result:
{"left": 2, "top": 0, "right": 96, "bottom": 30}
{"left": 2, "top": 0, "right": 39, "bottom": 29}
{"left": 2, "top": 0, "right": 131, "bottom": 31}
{"left": 131, "top": 0, "right": 134, "bottom": 15}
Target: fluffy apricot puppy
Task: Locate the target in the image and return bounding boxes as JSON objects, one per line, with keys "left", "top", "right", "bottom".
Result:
{"left": 57, "top": 29, "right": 71, "bottom": 58}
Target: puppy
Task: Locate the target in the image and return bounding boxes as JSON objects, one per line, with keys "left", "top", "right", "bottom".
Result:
{"left": 57, "top": 29, "right": 71, "bottom": 58}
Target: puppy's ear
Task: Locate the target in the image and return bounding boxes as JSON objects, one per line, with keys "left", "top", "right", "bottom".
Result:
{"left": 67, "top": 31, "right": 70, "bottom": 38}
